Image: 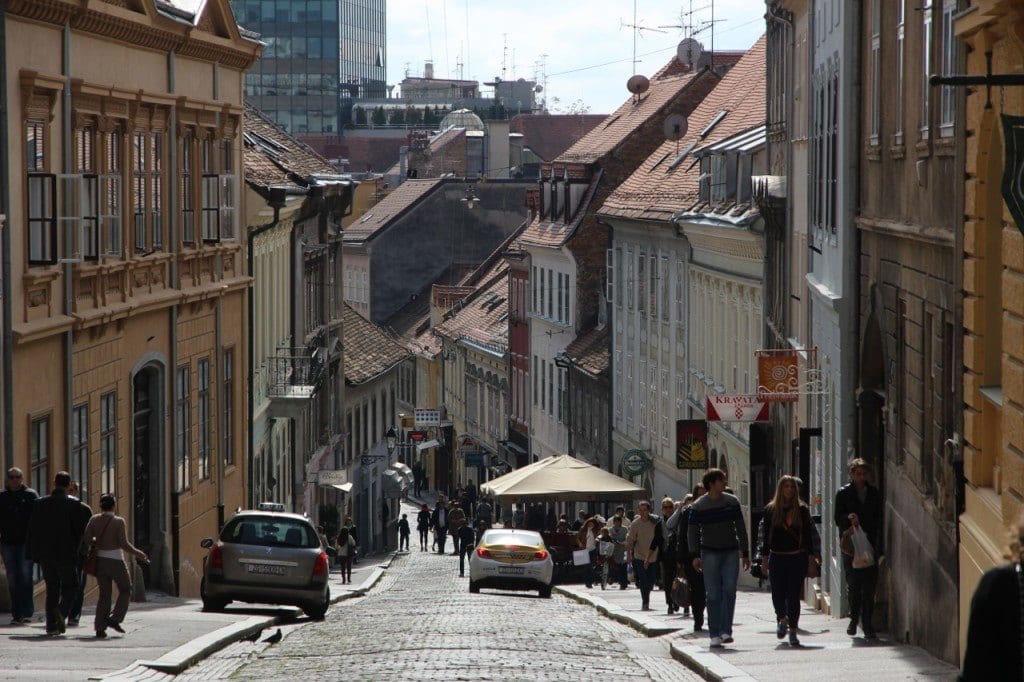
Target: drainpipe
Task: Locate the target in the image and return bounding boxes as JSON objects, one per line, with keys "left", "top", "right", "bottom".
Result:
{"left": 168, "top": 50, "right": 180, "bottom": 596}
{"left": 0, "top": 0, "right": 13, "bottom": 470}
{"left": 246, "top": 186, "right": 289, "bottom": 509}
{"left": 62, "top": 21, "right": 73, "bottom": 484}
{"left": 212, "top": 63, "right": 225, "bottom": 530}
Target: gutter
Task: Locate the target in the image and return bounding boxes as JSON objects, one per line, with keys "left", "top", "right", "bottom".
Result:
{"left": 1, "top": 0, "right": 12, "bottom": 470}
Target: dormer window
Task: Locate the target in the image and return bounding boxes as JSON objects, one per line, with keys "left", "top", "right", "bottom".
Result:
{"left": 563, "top": 177, "right": 572, "bottom": 222}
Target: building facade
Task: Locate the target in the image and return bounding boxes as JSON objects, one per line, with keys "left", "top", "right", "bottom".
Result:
{"left": 4, "top": 0, "right": 260, "bottom": 597}
{"left": 856, "top": 0, "right": 964, "bottom": 663}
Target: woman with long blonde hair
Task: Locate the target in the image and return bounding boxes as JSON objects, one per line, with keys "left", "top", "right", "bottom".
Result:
{"left": 755, "top": 475, "right": 820, "bottom": 646}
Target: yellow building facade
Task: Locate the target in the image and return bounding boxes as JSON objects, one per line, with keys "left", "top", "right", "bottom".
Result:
{"left": 956, "top": 0, "right": 1024, "bottom": 657}
{"left": 3, "top": 0, "right": 259, "bottom": 598}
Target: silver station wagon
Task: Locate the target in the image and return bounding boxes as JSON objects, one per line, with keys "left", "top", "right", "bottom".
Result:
{"left": 200, "top": 507, "right": 331, "bottom": 619}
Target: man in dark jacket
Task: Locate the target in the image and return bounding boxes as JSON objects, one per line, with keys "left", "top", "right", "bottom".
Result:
{"left": 27, "top": 471, "right": 91, "bottom": 635}
{"left": 430, "top": 499, "right": 449, "bottom": 554}
{"left": 0, "top": 467, "right": 38, "bottom": 625}
{"left": 834, "top": 457, "right": 883, "bottom": 639}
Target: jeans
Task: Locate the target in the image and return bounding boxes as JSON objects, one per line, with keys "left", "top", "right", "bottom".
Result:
{"left": 40, "top": 561, "right": 77, "bottom": 633}
{"left": 1, "top": 544, "right": 35, "bottom": 620}
{"left": 701, "top": 549, "right": 740, "bottom": 639}
{"left": 842, "top": 554, "right": 878, "bottom": 632}
{"left": 769, "top": 552, "right": 807, "bottom": 629}
{"left": 632, "top": 559, "right": 659, "bottom": 606}
{"left": 584, "top": 549, "right": 597, "bottom": 587}
{"left": 399, "top": 532, "right": 410, "bottom": 551}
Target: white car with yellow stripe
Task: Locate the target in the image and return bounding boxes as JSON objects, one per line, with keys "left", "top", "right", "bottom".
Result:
{"left": 468, "top": 528, "right": 554, "bottom": 598}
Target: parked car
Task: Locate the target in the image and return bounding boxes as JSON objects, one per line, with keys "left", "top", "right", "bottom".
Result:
{"left": 200, "top": 506, "right": 331, "bottom": 619}
{"left": 469, "top": 528, "right": 553, "bottom": 598}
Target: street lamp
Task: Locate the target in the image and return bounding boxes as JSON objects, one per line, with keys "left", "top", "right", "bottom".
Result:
{"left": 385, "top": 426, "right": 398, "bottom": 455}
{"left": 553, "top": 351, "right": 573, "bottom": 457}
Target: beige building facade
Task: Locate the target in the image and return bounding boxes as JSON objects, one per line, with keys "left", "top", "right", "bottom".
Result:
{"left": 3, "top": 0, "right": 259, "bottom": 598}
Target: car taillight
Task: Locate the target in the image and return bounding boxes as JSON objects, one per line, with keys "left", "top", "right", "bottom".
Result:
{"left": 534, "top": 550, "right": 549, "bottom": 560}
{"left": 312, "top": 551, "right": 329, "bottom": 577}
{"left": 210, "top": 543, "right": 223, "bottom": 569}
{"left": 476, "top": 547, "right": 492, "bottom": 559}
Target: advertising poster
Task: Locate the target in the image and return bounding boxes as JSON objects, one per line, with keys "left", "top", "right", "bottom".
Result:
{"left": 676, "top": 419, "right": 709, "bottom": 470}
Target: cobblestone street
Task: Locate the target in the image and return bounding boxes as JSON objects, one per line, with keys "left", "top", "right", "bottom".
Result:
{"left": 217, "top": 545, "right": 699, "bottom": 681}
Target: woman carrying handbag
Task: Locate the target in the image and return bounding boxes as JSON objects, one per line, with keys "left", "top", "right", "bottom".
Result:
{"left": 83, "top": 494, "right": 148, "bottom": 638}
{"left": 756, "top": 475, "right": 820, "bottom": 647}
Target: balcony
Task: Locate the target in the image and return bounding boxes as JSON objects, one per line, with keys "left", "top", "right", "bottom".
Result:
{"left": 266, "top": 349, "right": 324, "bottom": 420}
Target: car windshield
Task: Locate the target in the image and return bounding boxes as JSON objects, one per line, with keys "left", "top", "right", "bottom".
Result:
{"left": 221, "top": 515, "right": 319, "bottom": 549}
{"left": 482, "top": 530, "right": 543, "bottom": 547}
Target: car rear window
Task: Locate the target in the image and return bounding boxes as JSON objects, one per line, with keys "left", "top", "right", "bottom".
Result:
{"left": 222, "top": 515, "right": 319, "bottom": 548}
{"left": 482, "top": 531, "right": 543, "bottom": 547}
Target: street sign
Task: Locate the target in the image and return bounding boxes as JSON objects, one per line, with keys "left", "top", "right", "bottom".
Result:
{"left": 408, "top": 430, "right": 427, "bottom": 442}
{"left": 414, "top": 408, "right": 441, "bottom": 426}
{"left": 706, "top": 395, "right": 770, "bottom": 422}
{"left": 621, "top": 449, "right": 651, "bottom": 476}
{"left": 465, "top": 451, "right": 486, "bottom": 467}
{"left": 316, "top": 470, "right": 349, "bottom": 486}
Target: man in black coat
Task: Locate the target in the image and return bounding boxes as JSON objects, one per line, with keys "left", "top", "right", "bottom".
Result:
{"left": 0, "top": 467, "right": 39, "bottom": 625}
{"left": 430, "top": 499, "right": 449, "bottom": 554}
{"left": 834, "top": 457, "right": 883, "bottom": 639}
{"left": 27, "top": 471, "right": 92, "bottom": 635}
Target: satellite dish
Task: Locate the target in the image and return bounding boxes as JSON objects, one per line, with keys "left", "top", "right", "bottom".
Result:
{"left": 626, "top": 74, "right": 650, "bottom": 95}
{"left": 676, "top": 38, "right": 704, "bottom": 69}
{"left": 663, "top": 114, "right": 688, "bottom": 141}
{"left": 534, "top": 84, "right": 543, "bottom": 93}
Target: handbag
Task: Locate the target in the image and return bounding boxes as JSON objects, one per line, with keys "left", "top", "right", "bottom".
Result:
{"left": 82, "top": 515, "right": 114, "bottom": 576}
{"left": 806, "top": 555, "right": 820, "bottom": 578}
{"left": 671, "top": 576, "right": 692, "bottom": 608}
{"left": 572, "top": 549, "right": 591, "bottom": 566}
{"left": 850, "top": 526, "right": 875, "bottom": 569}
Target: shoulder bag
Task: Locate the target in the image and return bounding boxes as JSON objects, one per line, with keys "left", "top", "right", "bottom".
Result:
{"left": 82, "top": 516, "right": 115, "bottom": 576}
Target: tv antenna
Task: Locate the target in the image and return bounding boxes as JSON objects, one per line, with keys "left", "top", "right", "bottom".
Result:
{"left": 622, "top": 0, "right": 667, "bottom": 72}
{"left": 659, "top": 1, "right": 725, "bottom": 70}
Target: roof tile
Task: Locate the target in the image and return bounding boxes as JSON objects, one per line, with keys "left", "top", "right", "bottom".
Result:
{"left": 509, "top": 114, "right": 606, "bottom": 162}
{"left": 341, "top": 178, "right": 441, "bottom": 242}
{"left": 566, "top": 325, "right": 610, "bottom": 376}
{"left": 243, "top": 104, "right": 338, "bottom": 189}
{"left": 343, "top": 304, "right": 409, "bottom": 385}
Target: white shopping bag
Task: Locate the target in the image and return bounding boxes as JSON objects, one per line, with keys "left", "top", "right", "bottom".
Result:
{"left": 572, "top": 549, "right": 590, "bottom": 566}
{"left": 851, "top": 526, "right": 875, "bottom": 569}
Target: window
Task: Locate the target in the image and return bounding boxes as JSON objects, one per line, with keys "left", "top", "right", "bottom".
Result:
{"left": 175, "top": 364, "right": 191, "bottom": 491}
{"left": 101, "top": 126, "right": 123, "bottom": 257}
{"left": 133, "top": 130, "right": 163, "bottom": 253}
{"left": 648, "top": 254, "right": 657, "bottom": 317}
{"left": 181, "top": 133, "right": 195, "bottom": 244}
{"left": 533, "top": 355, "right": 539, "bottom": 406}
{"left": 660, "top": 256, "right": 670, "bottom": 323}
{"left": 939, "top": 0, "right": 957, "bottom": 136}
{"left": 71, "top": 403, "right": 89, "bottom": 502}
{"left": 73, "top": 126, "right": 99, "bottom": 260}
{"left": 548, "top": 361, "right": 554, "bottom": 417}
{"left": 100, "top": 391, "right": 116, "bottom": 495}
{"left": 637, "top": 253, "right": 646, "bottom": 314}
{"left": 895, "top": 0, "right": 906, "bottom": 144}
{"left": 921, "top": 0, "right": 933, "bottom": 138}
{"left": 198, "top": 358, "right": 211, "bottom": 480}
{"left": 870, "top": 0, "right": 881, "bottom": 144}
{"left": 27, "top": 120, "right": 57, "bottom": 265}
{"left": 30, "top": 415, "right": 49, "bottom": 495}
{"left": 546, "top": 269, "right": 553, "bottom": 318}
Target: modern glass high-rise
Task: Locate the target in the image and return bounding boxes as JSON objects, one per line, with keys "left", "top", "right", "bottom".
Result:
{"left": 231, "top": 0, "right": 386, "bottom": 135}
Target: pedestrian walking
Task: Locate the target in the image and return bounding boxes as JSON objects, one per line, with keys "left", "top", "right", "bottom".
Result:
{"left": 412, "top": 462, "right": 424, "bottom": 497}
{"left": 430, "top": 500, "right": 449, "bottom": 554}
{"left": 84, "top": 494, "right": 148, "bottom": 638}
{"left": 960, "top": 515, "right": 1024, "bottom": 681}
{"left": 756, "top": 475, "right": 820, "bottom": 647}
{"left": 611, "top": 505, "right": 632, "bottom": 530}
{"left": 335, "top": 527, "right": 355, "bottom": 584}
{"left": 457, "top": 522, "right": 476, "bottom": 577}
{"left": 625, "top": 500, "right": 662, "bottom": 611}
{"left": 675, "top": 495, "right": 706, "bottom": 632}
{"left": 397, "top": 514, "right": 411, "bottom": 552}
{"left": 448, "top": 501, "right": 467, "bottom": 556}
{"left": 416, "top": 504, "right": 431, "bottom": 551}
{"left": 576, "top": 516, "right": 602, "bottom": 589}
{"left": 834, "top": 457, "right": 883, "bottom": 639}
{"left": 342, "top": 516, "right": 359, "bottom": 565}
{"left": 0, "top": 466, "right": 38, "bottom": 625}
{"left": 26, "top": 471, "right": 92, "bottom": 636}
{"left": 66, "top": 481, "right": 87, "bottom": 627}
{"left": 687, "top": 468, "right": 750, "bottom": 648}
{"left": 658, "top": 497, "right": 684, "bottom": 614}
{"left": 607, "top": 515, "right": 629, "bottom": 589}
{"left": 475, "top": 496, "right": 493, "bottom": 530}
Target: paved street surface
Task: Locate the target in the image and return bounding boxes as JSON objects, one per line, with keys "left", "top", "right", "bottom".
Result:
{"left": 221, "top": 526, "right": 699, "bottom": 681}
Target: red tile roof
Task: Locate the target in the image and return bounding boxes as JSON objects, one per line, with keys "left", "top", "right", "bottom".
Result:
{"left": 518, "top": 169, "right": 604, "bottom": 248}
{"left": 343, "top": 304, "right": 409, "bottom": 385}
{"left": 341, "top": 178, "right": 441, "bottom": 242}
{"left": 566, "top": 325, "right": 610, "bottom": 376}
{"left": 435, "top": 263, "right": 510, "bottom": 355}
{"left": 243, "top": 104, "right": 338, "bottom": 189}
{"left": 555, "top": 69, "right": 705, "bottom": 165}
{"left": 509, "top": 114, "right": 606, "bottom": 162}
{"left": 599, "top": 36, "right": 767, "bottom": 223}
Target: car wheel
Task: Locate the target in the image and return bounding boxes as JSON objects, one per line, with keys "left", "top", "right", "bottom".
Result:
{"left": 539, "top": 585, "right": 552, "bottom": 598}
{"left": 200, "top": 580, "right": 229, "bottom": 612}
{"left": 303, "top": 589, "right": 330, "bottom": 620}
{"left": 469, "top": 580, "right": 480, "bottom": 593}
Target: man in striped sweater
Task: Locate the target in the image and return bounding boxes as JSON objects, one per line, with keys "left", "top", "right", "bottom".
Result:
{"left": 687, "top": 468, "right": 750, "bottom": 648}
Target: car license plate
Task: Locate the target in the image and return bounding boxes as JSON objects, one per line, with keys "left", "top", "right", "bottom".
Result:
{"left": 498, "top": 566, "right": 525, "bottom": 575}
{"left": 246, "top": 563, "right": 286, "bottom": 576}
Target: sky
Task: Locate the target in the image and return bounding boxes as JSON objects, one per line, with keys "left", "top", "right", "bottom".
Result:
{"left": 386, "top": 0, "right": 767, "bottom": 116}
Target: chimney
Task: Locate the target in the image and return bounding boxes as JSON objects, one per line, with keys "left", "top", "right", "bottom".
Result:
{"left": 424, "top": 61, "right": 434, "bottom": 79}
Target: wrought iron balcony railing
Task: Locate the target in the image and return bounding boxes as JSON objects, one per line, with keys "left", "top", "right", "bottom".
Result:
{"left": 266, "top": 349, "right": 324, "bottom": 401}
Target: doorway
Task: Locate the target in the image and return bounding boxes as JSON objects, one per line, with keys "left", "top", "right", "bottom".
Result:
{"left": 132, "top": 364, "right": 165, "bottom": 586}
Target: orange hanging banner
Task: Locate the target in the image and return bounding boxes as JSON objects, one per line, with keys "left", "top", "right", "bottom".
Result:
{"left": 757, "top": 350, "right": 800, "bottom": 402}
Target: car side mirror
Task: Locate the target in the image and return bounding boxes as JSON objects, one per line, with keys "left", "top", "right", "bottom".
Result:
{"left": 200, "top": 538, "right": 214, "bottom": 549}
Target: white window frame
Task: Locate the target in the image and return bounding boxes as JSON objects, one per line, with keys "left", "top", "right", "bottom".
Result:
{"left": 870, "top": 0, "right": 881, "bottom": 145}
{"left": 920, "top": 0, "right": 933, "bottom": 139}
{"left": 939, "top": 0, "right": 957, "bottom": 137}
{"left": 895, "top": 0, "right": 906, "bottom": 145}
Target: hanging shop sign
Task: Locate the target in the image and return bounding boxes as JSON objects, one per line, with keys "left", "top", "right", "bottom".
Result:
{"left": 1002, "top": 114, "right": 1024, "bottom": 236}
{"left": 756, "top": 349, "right": 800, "bottom": 402}
{"left": 621, "top": 449, "right": 652, "bottom": 477}
{"left": 675, "top": 420, "right": 709, "bottom": 469}
{"left": 706, "top": 395, "right": 770, "bottom": 422}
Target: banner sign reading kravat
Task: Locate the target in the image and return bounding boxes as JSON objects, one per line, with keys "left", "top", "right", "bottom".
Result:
{"left": 1002, "top": 114, "right": 1024, "bottom": 236}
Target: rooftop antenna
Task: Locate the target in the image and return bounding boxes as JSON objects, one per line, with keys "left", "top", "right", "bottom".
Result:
{"left": 502, "top": 34, "right": 508, "bottom": 81}
{"left": 622, "top": 0, "right": 667, "bottom": 72}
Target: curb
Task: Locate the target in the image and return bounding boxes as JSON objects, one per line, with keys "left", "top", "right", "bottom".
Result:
{"left": 127, "top": 554, "right": 395, "bottom": 676}
{"left": 552, "top": 585, "right": 684, "bottom": 638}
{"left": 668, "top": 641, "right": 756, "bottom": 682}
